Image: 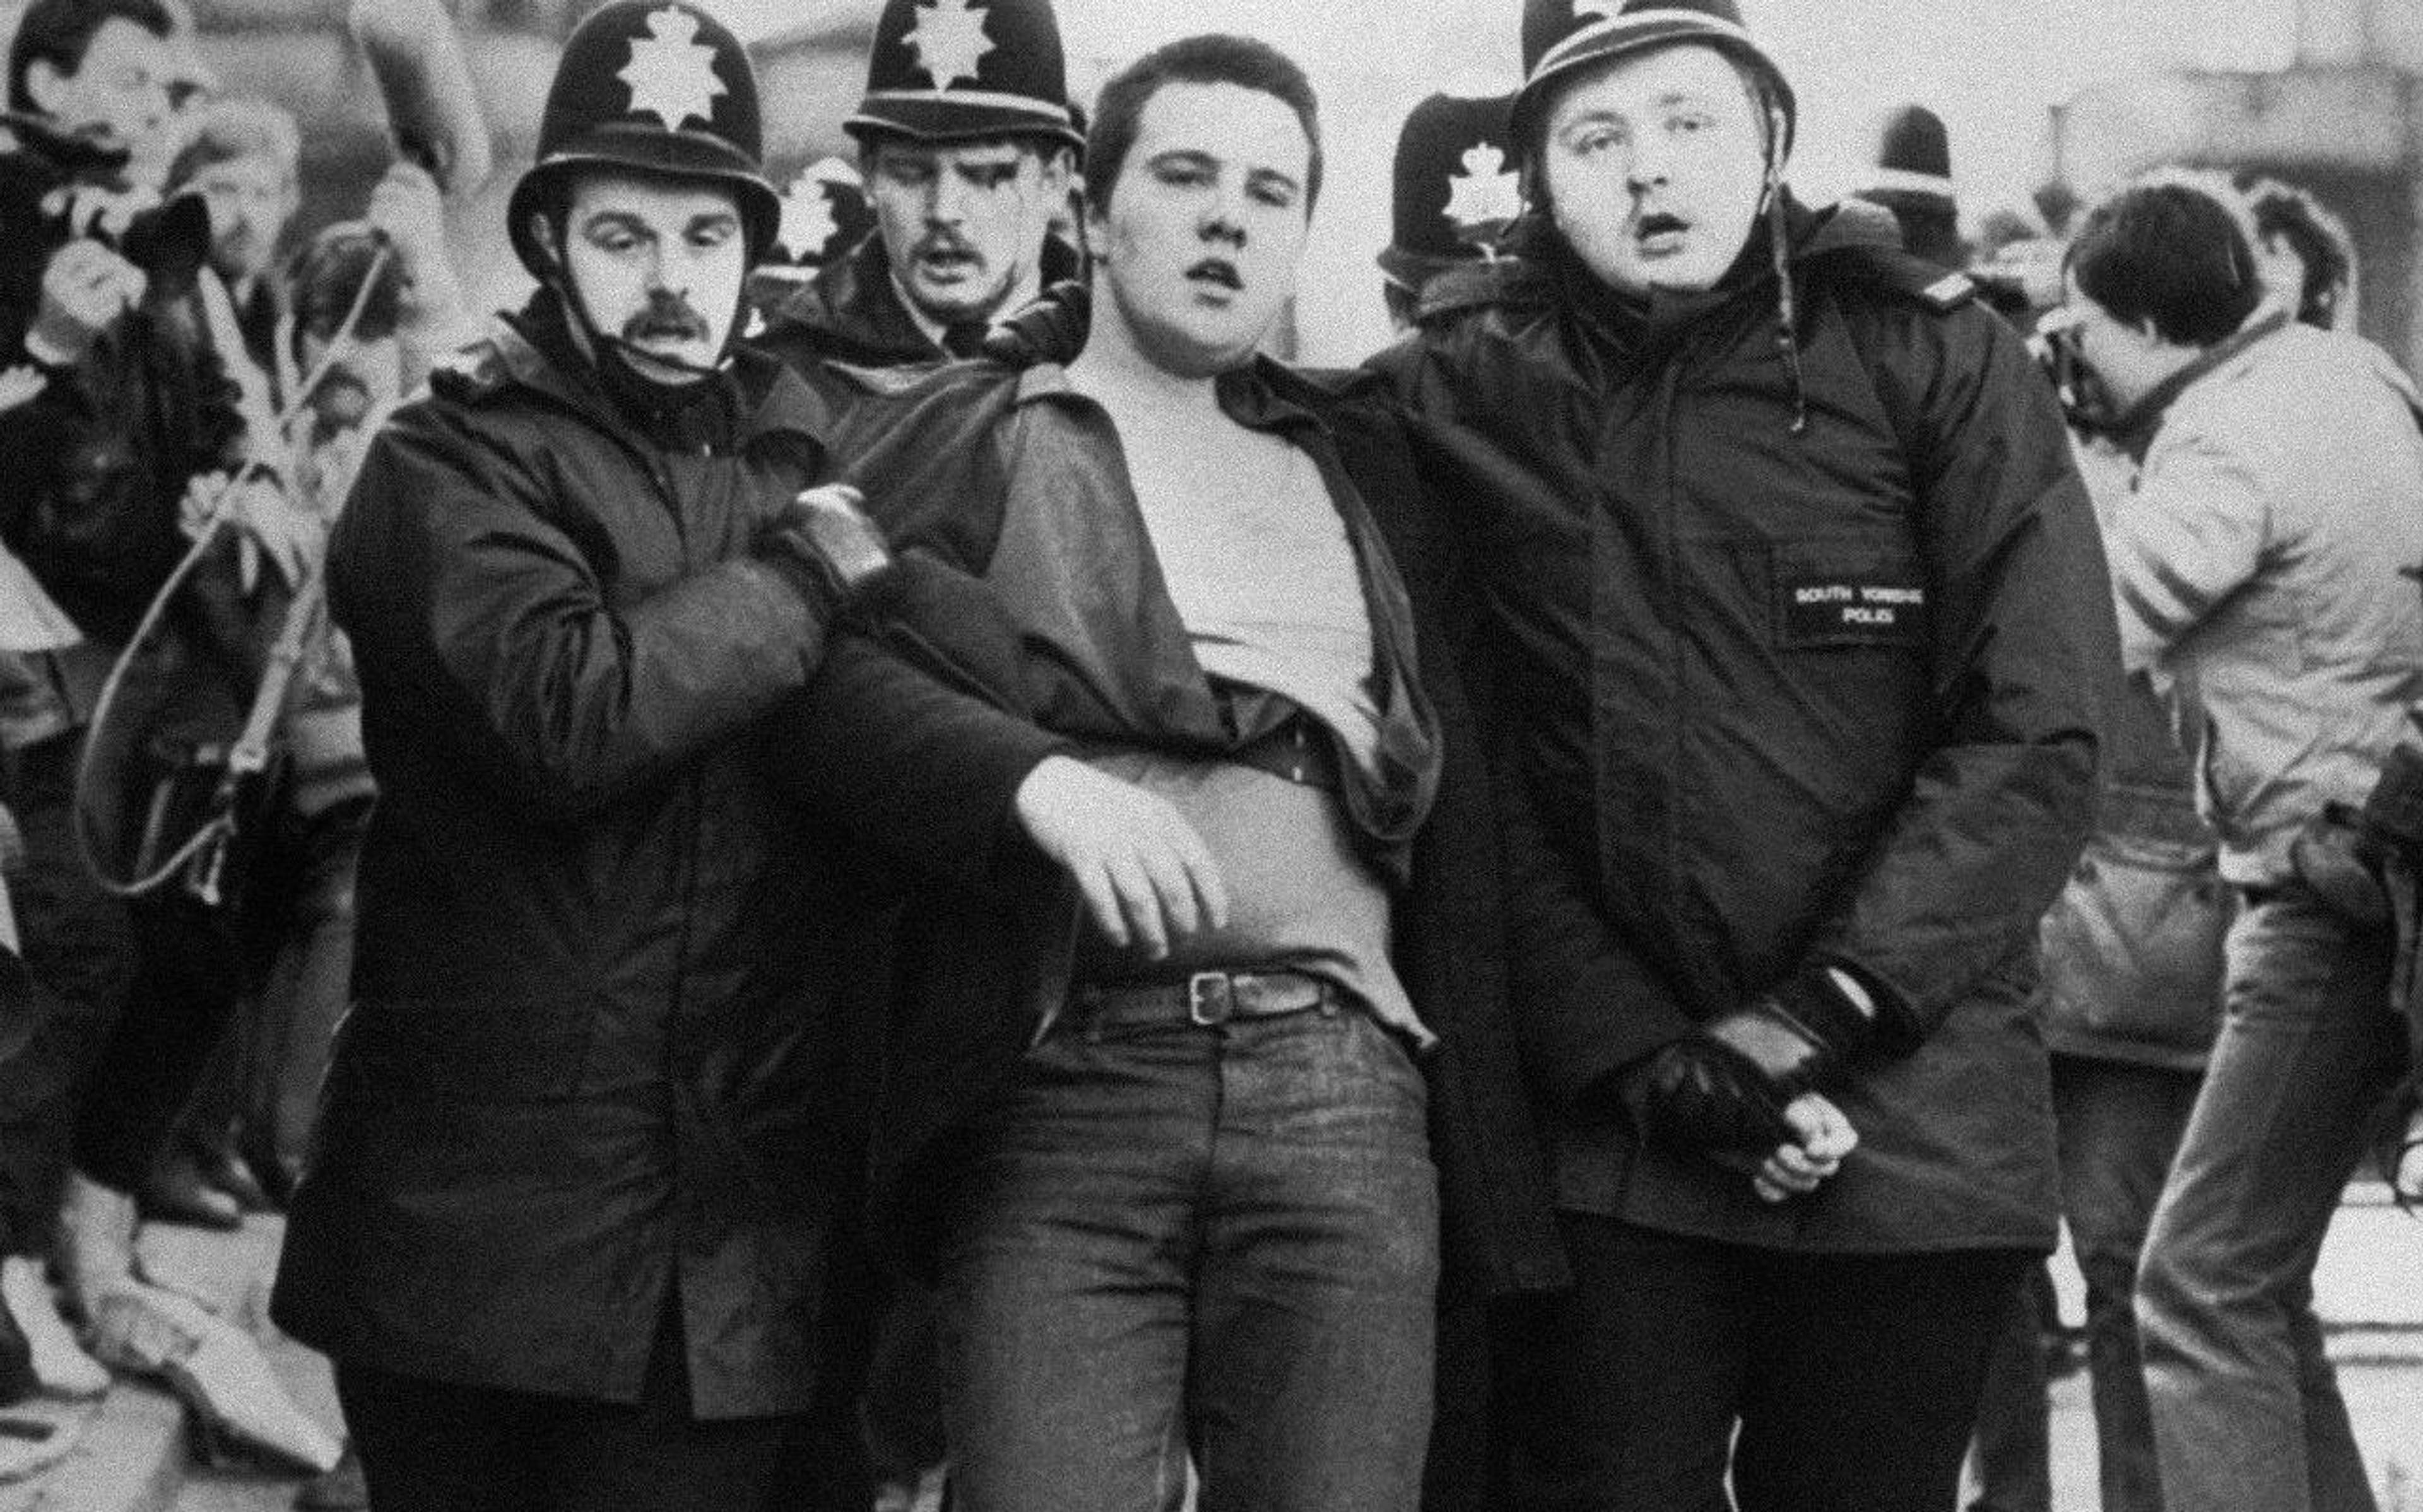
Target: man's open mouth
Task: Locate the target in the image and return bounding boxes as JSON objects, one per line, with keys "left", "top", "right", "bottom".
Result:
{"left": 916, "top": 243, "right": 979, "bottom": 276}
{"left": 1186, "top": 259, "right": 1243, "bottom": 291}
{"left": 1637, "top": 212, "right": 1691, "bottom": 247}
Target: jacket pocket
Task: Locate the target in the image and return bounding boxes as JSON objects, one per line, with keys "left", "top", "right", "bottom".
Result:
{"left": 337, "top": 992, "right": 599, "bottom": 1103}
{"left": 2039, "top": 819, "right": 2229, "bottom": 1055}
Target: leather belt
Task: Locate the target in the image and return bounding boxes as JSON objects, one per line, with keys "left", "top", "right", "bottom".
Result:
{"left": 1227, "top": 714, "right": 1341, "bottom": 792}
{"left": 1072, "top": 969, "right": 1336, "bottom": 1030}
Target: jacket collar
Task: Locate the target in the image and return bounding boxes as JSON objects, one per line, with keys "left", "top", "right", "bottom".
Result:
{"left": 452, "top": 294, "right": 835, "bottom": 463}
{"left": 1429, "top": 191, "right": 1885, "bottom": 337}
{"left": 2109, "top": 309, "right": 2291, "bottom": 463}
{"left": 770, "top": 231, "right": 1086, "bottom": 365}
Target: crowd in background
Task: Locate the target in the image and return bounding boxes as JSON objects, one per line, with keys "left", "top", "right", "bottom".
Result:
{"left": 1, "top": 1, "right": 2421, "bottom": 1511}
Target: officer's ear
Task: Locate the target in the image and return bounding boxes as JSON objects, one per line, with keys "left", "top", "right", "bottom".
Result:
{"left": 528, "top": 210, "right": 563, "bottom": 274}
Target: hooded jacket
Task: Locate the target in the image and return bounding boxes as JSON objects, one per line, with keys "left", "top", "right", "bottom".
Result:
{"left": 1378, "top": 201, "right": 2113, "bottom": 1251}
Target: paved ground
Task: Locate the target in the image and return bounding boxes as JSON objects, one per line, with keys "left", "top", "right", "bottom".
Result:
{"left": 0, "top": 1195, "right": 2415, "bottom": 1512}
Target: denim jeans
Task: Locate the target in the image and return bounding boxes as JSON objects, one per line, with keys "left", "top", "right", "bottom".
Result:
{"left": 0, "top": 731, "right": 136, "bottom": 1253}
{"left": 2057, "top": 1054, "right": 2203, "bottom": 1512}
{"left": 2138, "top": 889, "right": 2405, "bottom": 1512}
{"left": 931, "top": 999, "right": 1438, "bottom": 1512}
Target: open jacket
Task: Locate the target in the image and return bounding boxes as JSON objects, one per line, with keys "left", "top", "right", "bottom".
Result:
{"left": 1379, "top": 201, "right": 2112, "bottom": 1253}
{"left": 270, "top": 307, "right": 1026, "bottom": 1415}
{"left": 777, "top": 355, "right": 1567, "bottom": 1302}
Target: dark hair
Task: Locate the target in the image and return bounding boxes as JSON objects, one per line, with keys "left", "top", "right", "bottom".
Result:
{"left": 2065, "top": 182, "right": 2262, "bottom": 348}
{"left": 1083, "top": 33, "right": 1321, "bottom": 216}
{"left": 286, "top": 223, "right": 404, "bottom": 351}
{"left": 2245, "top": 180, "right": 2352, "bottom": 329}
{"left": 7, "top": 0, "right": 174, "bottom": 116}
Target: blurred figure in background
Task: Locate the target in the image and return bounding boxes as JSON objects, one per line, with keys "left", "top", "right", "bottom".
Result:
{"left": 2241, "top": 175, "right": 2355, "bottom": 332}
{"left": 1849, "top": 103, "right": 1964, "bottom": 270}
{"left": 2066, "top": 176, "right": 2422, "bottom": 1512}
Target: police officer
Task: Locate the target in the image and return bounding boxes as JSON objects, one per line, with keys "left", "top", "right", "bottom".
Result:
{"left": 1851, "top": 104, "right": 1964, "bottom": 270}
{"left": 1380, "top": 1, "right": 2114, "bottom": 1507}
{"left": 264, "top": 8, "right": 1048, "bottom": 1506}
{"left": 1378, "top": 90, "right": 1519, "bottom": 331}
{"left": 756, "top": 0, "right": 1085, "bottom": 375}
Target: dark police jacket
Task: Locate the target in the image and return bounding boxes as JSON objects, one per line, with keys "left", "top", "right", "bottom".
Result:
{"left": 1380, "top": 201, "right": 2114, "bottom": 1253}
{"left": 266, "top": 307, "right": 1050, "bottom": 1415}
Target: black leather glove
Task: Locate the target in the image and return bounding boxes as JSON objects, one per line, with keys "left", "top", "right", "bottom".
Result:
{"left": 1620, "top": 1036, "right": 1797, "bottom": 1176}
{"left": 755, "top": 483, "right": 894, "bottom": 616}
{"left": 1701, "top": 964, "right": 1879, "bottom": 1096}
{"left": 982, "top": 279, "right": 1090, "bottom": 369}
{"left": 1618, "top": 964, "right": 1880, "bottom": 1175}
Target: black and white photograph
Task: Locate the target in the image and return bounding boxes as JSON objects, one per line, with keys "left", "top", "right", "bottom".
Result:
{"left": 1, "top": 1, "right": 2421, "bottom": 1508}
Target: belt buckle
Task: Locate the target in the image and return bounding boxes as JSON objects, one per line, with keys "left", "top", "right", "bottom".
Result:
{"left": 1187, "top": 971, "right": 1235, "bottom": 1026}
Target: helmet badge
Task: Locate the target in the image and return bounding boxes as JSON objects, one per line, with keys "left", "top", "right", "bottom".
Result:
{"left": 618, "top": 5, "right": 728, "bottom": 132}
{"left": 780, "top": 157, "right": 858, "bottom": 259}
{"left": 908, "top": 0, "right": 995, "bottom": 89}
{"left": 1444, "top": 142, "right": 1523, "bottom": 240}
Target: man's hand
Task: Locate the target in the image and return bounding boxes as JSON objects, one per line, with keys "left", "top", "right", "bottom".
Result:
{"left": 1751, "top": 1092, "right": 1859, "bottom": 1204}
{"left": 755, "top": 484, "right": 893, "bottom": 611}
{"left": 1012, "top": 755, "right": 1230, "bottom": 961}
{"left": 29, "top": 240, "right": 148, "bottom": 368}
{"left": 0, "top": 366, "right": 45, "bottom": 413}
{"left": 982, "top": 280, "right": 1090, "bottom": 369}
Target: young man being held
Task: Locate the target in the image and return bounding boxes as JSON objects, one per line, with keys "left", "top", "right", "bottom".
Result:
{"left": 805, "top": 33, "right": 1561, "bottom": 1512}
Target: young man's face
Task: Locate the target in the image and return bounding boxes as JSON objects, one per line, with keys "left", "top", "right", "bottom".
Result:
{"left": 25, "top": 17, "right": 177, "bottom": 165}
{"left": 864, "top": 136, "right": 1068, "bottom": 326}
{"left": 1536, "top": 42, "right": 1770, "bottom": 298}
{"left": 550, "top": 171, "right": 747, "bottom": 383}
{"left": 1088, "top": 79, "right": 1312, "bottom": 379}
{"left": 191, "top": 151, "right": 297, "bottom": 284}
{"left": 2060, "top": 274, "right": 2167, "bottom": 414}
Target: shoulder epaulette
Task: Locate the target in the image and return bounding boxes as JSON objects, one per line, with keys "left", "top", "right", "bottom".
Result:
{"left": 1822, "top": 243, "right": 1979, "bottom": 315}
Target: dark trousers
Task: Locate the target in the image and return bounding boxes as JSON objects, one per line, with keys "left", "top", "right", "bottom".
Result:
{"left": 1965, "top": 1262, "right": 2058, "bottom": 1512}
{"left": 1509, "top": 1214, "right": 2032, "bottom": 1512}
{"left": 0, "top": 731, "right": 138, "bottom": 1251}
{"left": 73, "top": 879, "right": 247, "bottom": 1192}
{"left": 336, "top": 1299, "right": 800, "bottom": 1512}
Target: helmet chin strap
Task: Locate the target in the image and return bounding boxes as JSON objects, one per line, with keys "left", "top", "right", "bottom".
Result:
{"left": 1760, "top": 89, "right": 1809, "bottom": 437}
